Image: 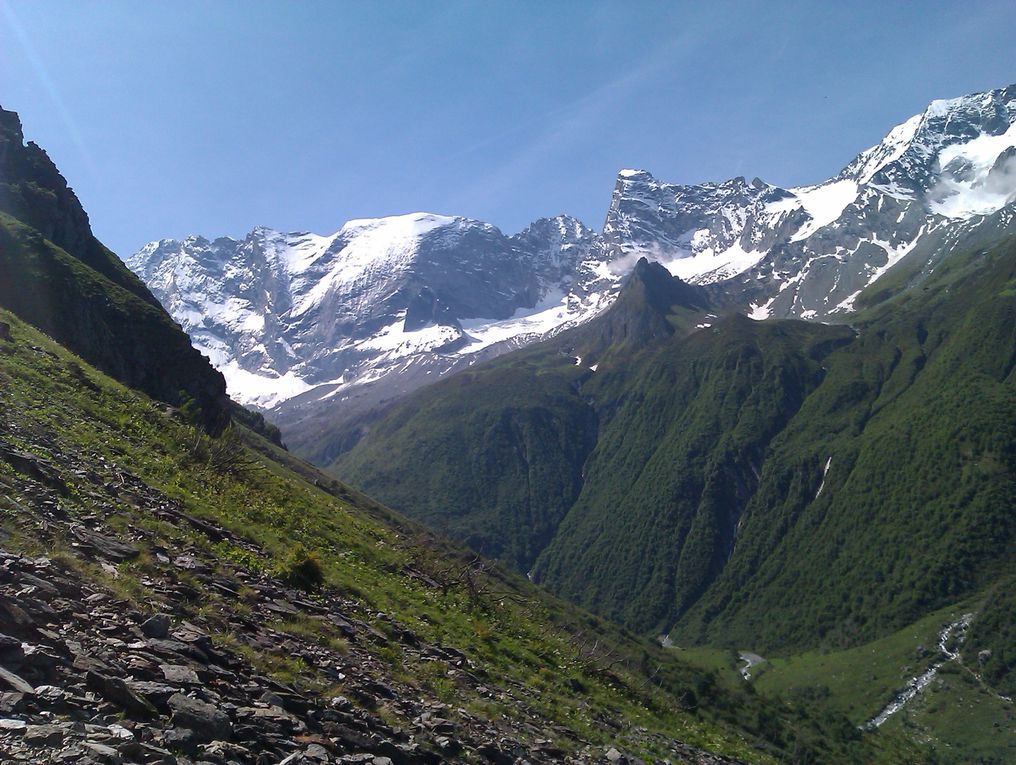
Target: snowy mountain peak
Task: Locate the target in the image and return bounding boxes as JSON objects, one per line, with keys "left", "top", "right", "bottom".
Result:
{"left": 130, "top": 209, "right": 619, "bottom": 409}
{"left": 617, "top": 167, "right": 653, "bottom": 180}
{"left": 337, "top": 211, "right": 459, "bottom": 238}
{"left": 841, "top": 83, "right": 1016, "bottom": 212}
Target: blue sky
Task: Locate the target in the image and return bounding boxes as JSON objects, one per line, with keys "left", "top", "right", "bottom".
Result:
{"left": 3, "top": 1, "right": 1016, "bottom": 257}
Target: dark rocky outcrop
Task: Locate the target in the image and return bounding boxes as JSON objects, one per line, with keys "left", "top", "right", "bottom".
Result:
{"left": 0, "top": 107, "right": 230, "bottom": 433}
{"left": 0, "top": 107, "right": 156, "bottom": 307}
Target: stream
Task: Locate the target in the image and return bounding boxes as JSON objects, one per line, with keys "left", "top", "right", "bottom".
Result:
{"left": 863, "top": 612, "right": 974, "bottom": 730}
{"left": 739, "top": 651, "right": 765, "bottom": 680}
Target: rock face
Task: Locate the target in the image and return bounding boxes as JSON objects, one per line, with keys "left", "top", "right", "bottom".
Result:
{"left": 129, "top": 84, "right": 1016, "bottom": 451}
{"left": 0, "top": 109, "right": 156, "bottom": 306}
{"left": 605, "top": 84, "right": 1016, "bottom": 320}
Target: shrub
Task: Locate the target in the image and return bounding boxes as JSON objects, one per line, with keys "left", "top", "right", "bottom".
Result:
{"left": 278, "top": 545, "right": 325, "bottom": 591}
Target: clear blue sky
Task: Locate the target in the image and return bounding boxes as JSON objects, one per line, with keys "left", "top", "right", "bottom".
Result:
{"left": 3, "top": 1, "right": 1015, "bottom": 257}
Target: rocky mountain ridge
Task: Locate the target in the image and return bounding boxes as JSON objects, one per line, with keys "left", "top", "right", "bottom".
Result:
{"left": 128, "top": 214, "right": 617, "bottom": 411}
{"left": 0, "top": 106, "right": 230, "bottom": 434}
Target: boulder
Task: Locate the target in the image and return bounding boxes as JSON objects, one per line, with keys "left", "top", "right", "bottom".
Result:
{"left": 86, "top": 670, "right": 157, "bottom": 719}
{"left": 140, "top": 614, "right": 171, "bottom": 639}
{"left": 167, "top": 692, "right": 232, "bottom": 742}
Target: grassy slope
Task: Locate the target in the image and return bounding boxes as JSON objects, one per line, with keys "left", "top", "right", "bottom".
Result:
{"left": 535, "top": 317, "right": 854, "bottom": 634}
{"left": 752, "top": 604, "right": 1015, "bottom": 765}
{"left": 332, "top": 346, "right": 598, "bottom": 572}
{"left": 753, "top": 604, "right": 969, "bottom": 723}
{"left": 674, "top": 601, "right": 1016, "bottom": 764}
{"left": 879, "top": 663, "right": 1015, "bottom": 765}
{"left": 966, "top": 574, "right": 1016, "bottom": 697}
{"left": 0, "top": 309, "right": 902, "bottom": 764}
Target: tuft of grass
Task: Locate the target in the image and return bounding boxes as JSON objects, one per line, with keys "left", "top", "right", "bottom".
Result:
{"left": 276, "top": 544, "right": 326, "bottom": 591}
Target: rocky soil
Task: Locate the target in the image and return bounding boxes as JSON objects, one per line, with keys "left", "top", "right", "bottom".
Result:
{"left": 0, "top": 418, "right": 741, "bottom": 764}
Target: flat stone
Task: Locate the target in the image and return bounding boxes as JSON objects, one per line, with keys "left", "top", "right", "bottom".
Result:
{"left": 22, "top": 646, "right": 60, "bottom": 670}
{"left": 126, "top": 680, "right": 177, "bottom": 707}
{"left": 131, "top": 743, "right": 176, "bottom": 765}
{"left": 24, "top": 723, "right": 65, "bottom": 746}
{"left": 0, "top": 691, "right": 24, "bottom": 713}
{"left": 0, "top": 633, "right": 24, "bottom": 665}
{"left": 70, "top": 526, "right": 138, "bottom": 562}
{"left": 476, "top": 743, "right": 513, "bottom": 765}
{"left": 0, "top": 718, "right": 27, "bottom": 730}
{"left": 304, "top": 743, "right": 331, "bottom": 761}
{"left": 86, "top": 670, "right": 157, "bottom": 719}
{"left": 167, "top": 692, "right": 232, "bottom": 742}
{"left": 0, "top": 446, "right": 67, "bottom": 495}
{"left": 33, "top": 685, "right": 64, "bottom": 702}
{"left": 105, "top": 723, "right": 134, "bottom": 740}
{"left": 82, "top": 741, "right": 121, "bottom": 762}
{"left": 51, "top": 747, "right": 87, "bottom": 764}
{"left": 16, "top": 571, "right": 60, "bottom": 596}
{"left": 0, "top": 666, "right": 34, "bottom": 694}
{"left": 0, "top": 598, "right": 33, "bottom": 630}
{"left": 162, "top": 726, "right": 198, "bottom": 753}
{"left": 160, "top": 664, "right": 199, "bottom": 684}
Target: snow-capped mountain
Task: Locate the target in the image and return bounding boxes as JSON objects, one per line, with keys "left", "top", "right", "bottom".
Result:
{"left": 606, "top": 83, "right": 1016, "bottom": 319}
{"left": 128, "top": 213, "right": 617, "bottom": 410}
{"left": 129, "top": 82, "right": 1016, "bottom": 430}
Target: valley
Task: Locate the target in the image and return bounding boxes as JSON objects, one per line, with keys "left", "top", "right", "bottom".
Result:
{"left": 0, "top": 18, "right": 1014, "bottom": 758}
{"left": 137, "top": 82, "right": 1016, "bottom": 763}
{"left": 0, "top": 99, "right": 913, "bottom": 763}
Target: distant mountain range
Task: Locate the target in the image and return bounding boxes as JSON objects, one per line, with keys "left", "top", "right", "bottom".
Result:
{"left": 130, "top": 84, "right": 1016, "bottom": 449}
{"left": 128, "top": 214, "right": 614, "bottom": 410}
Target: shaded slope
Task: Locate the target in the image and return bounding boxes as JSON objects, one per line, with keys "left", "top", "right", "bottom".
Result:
{"left": 535, "top": 317, "right": 853, "bottom": 635}
{"left": 0, "top": 106, "right": 229, "bottom": 432}
{"left": 331, "top": 344, "right": 598, "bottom": 572}
{"left": 0, "top": 213, "right": 229, "bottom": 433}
